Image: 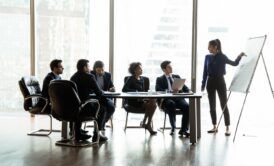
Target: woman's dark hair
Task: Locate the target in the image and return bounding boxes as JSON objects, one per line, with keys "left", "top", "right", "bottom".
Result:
{"left": 93, "top": 60, "right": 104, "bottom": 71}
{"left": 50, "top": 59, "right": 62, "bottom": 71}
{"left": 209, "top": 39, "right": 223, "bottom": 54}
{"left": 128, "top": 62, "right": 141, "bottom": 75}
{"left": 76, "top": 59, "right": 89, "bottom": 71}
{"left": 160, "top": 60, "right": 171, "bottom": 70}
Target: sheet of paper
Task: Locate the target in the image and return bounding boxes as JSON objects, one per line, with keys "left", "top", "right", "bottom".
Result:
{"left": 172, "top": 78, "right": 186, "bottom": 91}
{"left": 103, "top": 91, "right": 121, "bottom": 95}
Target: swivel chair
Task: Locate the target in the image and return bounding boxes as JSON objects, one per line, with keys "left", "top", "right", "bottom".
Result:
{"left": 49, "top": 80, "right": 100, "bottom": 147}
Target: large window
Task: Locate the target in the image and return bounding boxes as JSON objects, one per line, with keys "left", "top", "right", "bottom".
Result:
{"left": 0, "top": 1, "right": 30, "bottom": 111}
{"left": 89, "top": 0, "right": 110, "bottom": 69}
{"left": 1, "top": 0, "right": 274, "bottom": 114}
{"left": 197, "top": 0, "right": 274, "bottom": 89}
{"left": 114, "top": 0, "right": 193, "bottom": 91}
{"left": 197, "top": 0, "right": 274, "bottom": 131}
{"left": 35, "top": 0, "right": 109, "bottom": 81}
{"left": 35, "top": 0, "right": 91, "bottom": 80}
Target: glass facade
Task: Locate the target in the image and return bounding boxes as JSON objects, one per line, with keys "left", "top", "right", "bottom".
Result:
{"left": 0, "top": 0, "right": 273, "bottom": 112}
{"left": 114, "top": 0, "right": 192, "bottom": 91}
{"left": 0, "top": 1, "right": 30, "bottom": 111}
{"left": 35, "top": 0, "right": 91, "bottom": 80}
{"left": 35, "top": 0, "right": 109, "bottom": 81}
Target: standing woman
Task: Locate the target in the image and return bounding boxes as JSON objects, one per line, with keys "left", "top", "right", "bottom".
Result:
{"left": 201, "top": 39, "right": 245, "bottom": 136}
{"left": 122, "top": 62, "right": 157, "bottom": 135}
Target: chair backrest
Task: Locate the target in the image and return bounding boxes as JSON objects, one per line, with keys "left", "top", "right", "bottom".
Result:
{"left": 48, "top": 80, "right": 81, "bottom": 121}
{"left": 123, "top": 76, "right": 130, "bottom": 108}
{"left": 18, "top": 76, "right": 41, "bottom": 111}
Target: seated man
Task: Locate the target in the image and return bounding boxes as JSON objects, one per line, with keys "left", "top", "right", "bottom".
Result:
{"left": 40, "top": 59, "right": 63, "bottom": 113}
{"left": 70, "top": 59, "right": 108, "bottom": 142}
{"left": 155, "top": 60, "right": 190, "bottom": 137}
{"left": 91, "top": 60, "right": 115, "bottom": 130}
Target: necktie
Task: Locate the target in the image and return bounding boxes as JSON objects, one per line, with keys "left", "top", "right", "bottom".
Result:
{"left": 168, "top": 76, "right": 173, "bottom": 86}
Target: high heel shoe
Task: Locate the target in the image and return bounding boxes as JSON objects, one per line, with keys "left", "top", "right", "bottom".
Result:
{"left": 140, "top": 121, "right": 146, "bottom": 128}
{"left": 145, "top": 124, "right": 157, "bottom": 135}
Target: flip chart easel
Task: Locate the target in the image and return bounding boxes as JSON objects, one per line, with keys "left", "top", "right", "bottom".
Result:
{"left": 216, "top": 35, "right": 274, "bottom": 142}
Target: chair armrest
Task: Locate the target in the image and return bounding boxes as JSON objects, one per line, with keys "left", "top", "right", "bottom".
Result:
{"left": 80, "top": 98, "right": 100, "bottom": 118}
{"left": 24, "top": 94, "right": 49, "bottom": 113}
{"left": 24, "top": 94, "right": 43, "bottom": 100}
{"left": 121, "top": 98, "right": 129, "bottom": 108}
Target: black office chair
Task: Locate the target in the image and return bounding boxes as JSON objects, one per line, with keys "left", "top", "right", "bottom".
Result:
{"left": 122, "top": 76, "right": 152, "bottom": 131}
{"left": 49, "top": 80, "right": 100, "bottom": 147}
{"left": 18, "top": 76, "right": 59, "bottom": 136}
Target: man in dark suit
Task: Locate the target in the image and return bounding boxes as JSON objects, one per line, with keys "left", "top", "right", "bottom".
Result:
{"left": 41, "top": 59, "right": 63, "bottom": 113}
{"left": 91, "top": 60, "right": 115, "bottom": 130}
{"left": 155, "top": 60, "right": 190, "bottom": 137}
{"left": 70, "top": 59, "right": 108, "bottom": 142}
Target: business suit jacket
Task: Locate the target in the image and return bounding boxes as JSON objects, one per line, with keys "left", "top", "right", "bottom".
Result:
{"left": 41, "top": 72, "right": 61, "bottom": 99}
{"left": 90, "top": 71, "right": 114, "bottom": 91}
{"left": 70, "top": 71, "right": 106, "bottom": 104}
{"left": 39, "top": 72, "right": 61, "bottom": 113}
{"left": 122, "top": 76, "right": 149, "bottom": 107}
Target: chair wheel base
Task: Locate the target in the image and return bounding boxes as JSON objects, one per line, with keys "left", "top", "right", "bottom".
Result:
{"left": 55, "top": 139, "right": 98, "bottom": 147}
{"left": 27, "top": 129, "right": 61, "bottom": 136}
{"left": 27, "top": 129, "right": 52, "bottom": 136}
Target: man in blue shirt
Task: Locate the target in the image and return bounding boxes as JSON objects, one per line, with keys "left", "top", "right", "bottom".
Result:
{"left": 91, "top": 60, "right": 115, "bottom": 131}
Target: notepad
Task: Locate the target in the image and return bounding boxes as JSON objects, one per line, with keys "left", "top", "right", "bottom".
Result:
{"left": 172, "top": 92, "right": 194, "bottom": 95}
{"left": 171, "top": 78, "right": 186, "bottom": 91}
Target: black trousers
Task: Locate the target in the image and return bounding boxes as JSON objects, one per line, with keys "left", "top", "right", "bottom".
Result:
{"left": 74, "top": 102, "right": 100, "bottom": 136}
{"left": 73, "top": 98, "right": 115, "bottom": 136}
{"left": 163, "top": 98, "right": 189, "bottom": 131}
{"left": 206, "top": 76, "right": 230, "bottom": 126}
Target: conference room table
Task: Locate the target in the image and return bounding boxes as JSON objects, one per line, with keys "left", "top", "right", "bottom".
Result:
{"left": 61, "top": 91, "right": 202, "bottom": 144}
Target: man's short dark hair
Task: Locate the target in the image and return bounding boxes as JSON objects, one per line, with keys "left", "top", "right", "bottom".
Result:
{"left": 128, "top": 62, "right": 141, "bottom": 75}
{"left": 160, "top": 60, "right": 171, "bottom": 70}
{"left": 93, "top": 60, "right": 104, "bottom": 71}
{"left": 50, "top": 59, "right": 62, "bottom": 71}
{"left": 77, "top": 59, "right": 89, "bottom": 71}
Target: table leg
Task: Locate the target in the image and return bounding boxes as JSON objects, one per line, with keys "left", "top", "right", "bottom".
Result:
{"left": 197, "top": 98, "right": 201, "bottom": 138}
{"left": 189, "top": 98, "right": 197, "bottom": 144}
{"left": 61, "top": 121, "right": 68, "bottom": 140}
